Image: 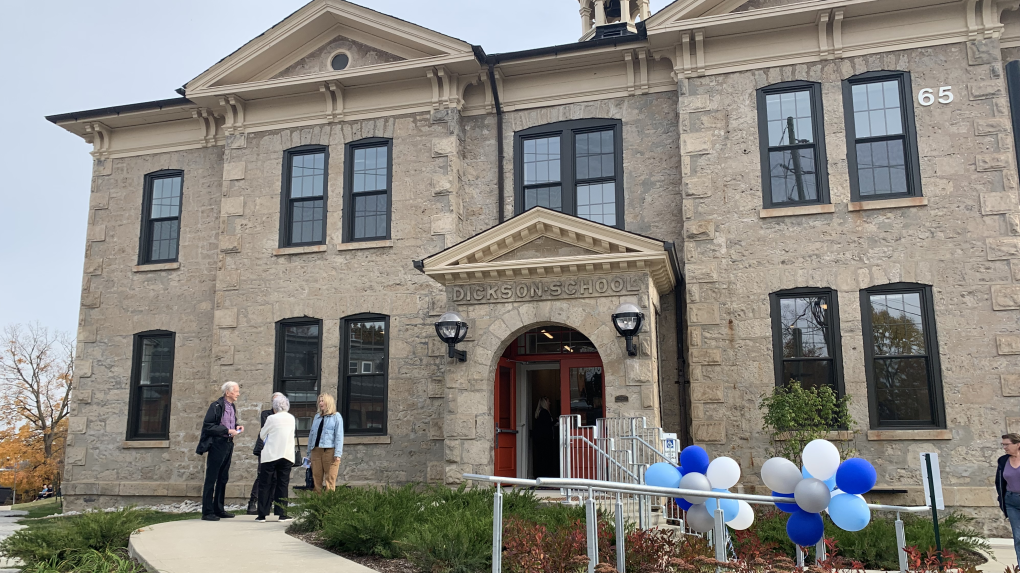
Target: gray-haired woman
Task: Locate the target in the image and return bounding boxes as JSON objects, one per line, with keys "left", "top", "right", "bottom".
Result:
{"left": 256, "top": 394, "right": 296, "bottom": 523}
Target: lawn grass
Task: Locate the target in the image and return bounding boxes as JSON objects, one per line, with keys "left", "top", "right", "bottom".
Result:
{"left": 12, "top": 498, "right": 63, "bottom": 519}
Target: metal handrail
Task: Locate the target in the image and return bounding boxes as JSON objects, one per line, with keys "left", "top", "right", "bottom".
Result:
{"left": 465, "top": 473, "right": 934, "bottom": 573}
{"left": 614, "top": 436, "right": 676, "bottom": 465}
{"left": 567, "top": 435, "right": 640, "bottom": 481}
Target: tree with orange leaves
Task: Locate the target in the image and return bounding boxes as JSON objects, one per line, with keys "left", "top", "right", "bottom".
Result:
{"left": 0, "top": 323, "right": 73, "bottom": 499}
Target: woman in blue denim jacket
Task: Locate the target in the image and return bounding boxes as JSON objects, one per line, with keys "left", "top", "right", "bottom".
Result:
{"left": 306, "top": 393, "right": 344, "bottom": 492}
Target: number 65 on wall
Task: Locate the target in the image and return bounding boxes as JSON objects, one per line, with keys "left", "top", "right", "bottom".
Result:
{"left": 918, "top": 87, "right": 953, "bottom": 106}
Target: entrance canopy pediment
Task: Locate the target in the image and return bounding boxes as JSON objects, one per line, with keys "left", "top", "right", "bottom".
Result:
{"left": 419, "top": 208, "right": 678, "bottom": 295}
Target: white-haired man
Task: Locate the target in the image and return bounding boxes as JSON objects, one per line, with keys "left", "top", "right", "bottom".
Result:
{"left": 196, "top": 381, "right": 244, "bottom": 521}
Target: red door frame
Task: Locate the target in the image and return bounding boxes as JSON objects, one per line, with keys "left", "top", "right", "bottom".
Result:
{"left": 494, "top": 357, "right": 517, "bottom": 478}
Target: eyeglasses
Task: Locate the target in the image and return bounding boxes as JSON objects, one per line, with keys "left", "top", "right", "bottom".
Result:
{"left": 1003, "top": 443, "right": 1016, "bottom": 448}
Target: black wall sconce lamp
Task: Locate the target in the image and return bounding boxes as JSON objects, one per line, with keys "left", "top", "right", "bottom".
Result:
{"left": 435, "top": 311, "right": 469, "bottom": 362}
{"left": 612, "top": 302, "right": 644, "bottom": 356}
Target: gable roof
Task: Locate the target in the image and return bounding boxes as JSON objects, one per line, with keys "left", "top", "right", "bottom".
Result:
{"left": 419, "top": 208, "right": 678, "bottom": 294}
{"left": 644, "top": 0, "right": 757, "bottom": 27}
{"left": 185, "top": 0, "right": 476, "bottom": 97}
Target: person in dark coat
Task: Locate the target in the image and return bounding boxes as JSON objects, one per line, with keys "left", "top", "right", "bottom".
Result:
{"left": 996, "top": 432, "right": 1020, "bottom": 563}
{"left": 247, "top": 392, "right": 283, "bottom": 515}
{"left": 196, "top": 381, "right": 243, "bottom": 521}
{"left": 532, "top": 397, "right": 558, "bottom": 478}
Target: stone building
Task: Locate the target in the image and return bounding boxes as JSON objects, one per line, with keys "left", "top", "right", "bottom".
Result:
{"left": 46, "top": 0, "right": 1020, "bottom": 533}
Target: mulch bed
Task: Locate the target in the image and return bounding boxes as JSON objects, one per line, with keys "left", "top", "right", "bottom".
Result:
{"left": 288, "top": 530, "right": 420, "bottom": 573}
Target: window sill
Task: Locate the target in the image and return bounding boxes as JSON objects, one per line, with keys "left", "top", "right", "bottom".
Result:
{"left": 774, "top": 431, "right": 854, "bottom": 441}
{"left": 759, "top": 204, "right": 835, "bottom": 218}
{"left": 273, "top": 245, "right": 328, "bottom": 256}
{"left": 848, "top": 197, "right": 928, "bottom": 211}
{"left": 122, "top": 440, "right": 170, "bottom": 448}
{"left": 336, "top": 239, "right": 393, "bottom": 252}
{"left": 866, "top": 429, "right": 951, "bottom": 441}
{"left": 132, "top": 262, "right": 180, "bottom": 273}
{"left": 345, "top": 435, "right": 391, "bottom": 445}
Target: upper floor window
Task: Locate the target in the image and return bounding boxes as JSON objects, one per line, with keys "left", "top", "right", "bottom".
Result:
{"left": 341, "top": 313, "right": 389, "bottom": 435}
{"left": 127, "top": 330, "right": 175, "bottom": 440}
{"left": 769, "top": 288, "right": 844, "bottom": 396}
{"left": 843, "top": 71, "right": 922, "bottom": 200}
{"left": 344, "top": 138, "right": 392, "bottom": 242}
{"left": 140, "top": 171, "right": 183, "bottom": 264}
{"left": 861, "top": 284, "right": 945, "bottom": 429}
{"left": 274, "top": 318, "right": 322, "bottom": 435}
{"left": 281, "top": 146, "right": 327, "bottom": 247}
{"left": 514, "top": 119, "right": 624, "bottom": 228}
{"left": 756, "top": 82, "right": 829, "bottom": 208}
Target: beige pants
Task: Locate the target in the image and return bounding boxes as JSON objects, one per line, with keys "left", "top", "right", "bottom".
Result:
{"left": 310, "top": 447, "right": 341, "bottom": 492}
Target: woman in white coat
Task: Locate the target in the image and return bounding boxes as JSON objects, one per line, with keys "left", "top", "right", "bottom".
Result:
{"left": 256, "top": 394, "right": 296, "bottom": 522}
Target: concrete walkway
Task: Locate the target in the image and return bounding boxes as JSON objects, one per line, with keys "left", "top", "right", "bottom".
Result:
{"left": 979, "top": 538, "right": 1018, "bottom": 573}
{"left": 129, "top": 515, "right": 380, "bottom": 573}
{"left": 0, "top": 510, "right": 27, "bottom": 573}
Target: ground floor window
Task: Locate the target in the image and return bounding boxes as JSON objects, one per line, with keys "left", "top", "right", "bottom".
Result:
{"left": 341, "top": 314, "right": 389, "bottom": 435}
{"left": 769, "top": 288, "right": 844, "bottom": 395}
{"left": 127, "top": 331, "right": 175, "bottom": 440}
{"left": 861, "top": 283, "right": 945, "bottom": 428}
{"left": 274, "top": 318, "right": 322, "bottom": 435}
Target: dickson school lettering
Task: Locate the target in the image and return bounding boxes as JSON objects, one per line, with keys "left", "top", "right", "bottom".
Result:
{"left": 450, "top": 274, "right": 643, "bottom": 304}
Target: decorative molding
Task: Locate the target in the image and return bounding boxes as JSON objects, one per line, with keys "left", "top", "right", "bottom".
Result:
{"left": 191, "top": 108, "right": 219, "bottom": 147}
{"left": 83, "top": 122, "right": 112, "bottom": 159}
{"left": 320, "top": 80, "right": 344, "bottom": 122}
{"left": 427, "top": 68, "right": 440, "bottom": 109}
{"left": 218, "top": 94, "right": 246, "bottom": 135}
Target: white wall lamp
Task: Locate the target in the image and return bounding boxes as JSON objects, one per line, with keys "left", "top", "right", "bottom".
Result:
{"left": 435, "top": 311, "right": 469, "bottom": 362}
{"left": 612, "top": 302, "right": 644, "bottom": 356}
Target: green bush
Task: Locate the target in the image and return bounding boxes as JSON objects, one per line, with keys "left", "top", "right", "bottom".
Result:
{"left": 21, "top": 549, "right": 145, "bottom": 573}
{"left": 759, "top": 382, "right": 857, "bottom": 460}
{"left": 735, "top": 508, "right": 989, "bottom": 570}
{"left": 0, "top": 507, "right": 146, "bottom": 568}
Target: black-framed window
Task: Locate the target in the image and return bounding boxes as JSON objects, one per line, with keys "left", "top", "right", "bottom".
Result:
{"left": 769, "top": 288, "right": 843, "bottom": 396}
{"left": 756, "top": 82, "right": 829, "bottom": 208}
{"left": 343, "top": 138, "right": 392, "bottom": 242}
{"left": 127, "top": 330, "right": 175, "bottom": 441}
{"left": 274, "top": 318, "right": 322, "bottom": 435}
{"left": 139, "top": 170, "right": 183, "bottom": 264}
{"left": 514, "top": 119, "right": 624, "bottom": 228}
{"left": 340, "top": 313, "right": 389, "bottom": 435}
{"left": 843, "top": 71, "right": 922, "bottom": 200}
{"left": 861, "top": 283, "right": 945, "bottom": 429}
{"left": 281, "top": 146, "right": 328, "bottom": 247}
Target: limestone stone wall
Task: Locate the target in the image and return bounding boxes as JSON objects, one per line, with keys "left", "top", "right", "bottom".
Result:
{"left": 65, "top": 148, "right": 223, "bottom": 509}
{"left": 678, "top": 40, "right": 1020, "bottom": 534}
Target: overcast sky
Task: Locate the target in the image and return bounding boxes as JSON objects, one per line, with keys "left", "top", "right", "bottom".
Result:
{"left": 0, "top": 0, "right": 672, "bottom": 338}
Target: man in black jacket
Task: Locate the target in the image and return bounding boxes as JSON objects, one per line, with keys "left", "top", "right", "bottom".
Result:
{"left": 247, "top": 393, "right": 282, "bottom": 515}
{"left": 197, "top": 381, "right": 244, "bottom": 521}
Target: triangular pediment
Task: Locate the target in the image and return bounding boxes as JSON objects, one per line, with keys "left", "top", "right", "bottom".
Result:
{"left": 186, "top": 0, "right": 474, "bottom": 93}
{"left": 646, "top": 0, "right": 804, "bottom": 27}
{"left": 420, "top": 208, "right": 677, "bottom": 294}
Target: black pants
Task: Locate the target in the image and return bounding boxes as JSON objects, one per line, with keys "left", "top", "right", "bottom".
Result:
{"left": 257, "top": 458, "right": 293, "bottom": 519}
{"left": 202, "top": 440, "right": 233, "bottom": 517}
{"left": 248, "top": 460, "right": 280, "bottom": 514}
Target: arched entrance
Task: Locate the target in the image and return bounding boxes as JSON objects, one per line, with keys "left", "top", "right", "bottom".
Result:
{"left": 494, "top": 325, "right": 604, "bottom": 479}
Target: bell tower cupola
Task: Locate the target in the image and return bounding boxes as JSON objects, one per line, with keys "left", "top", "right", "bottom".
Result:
{"left": 578, "top": 0, "right": 650, "bottom": 41}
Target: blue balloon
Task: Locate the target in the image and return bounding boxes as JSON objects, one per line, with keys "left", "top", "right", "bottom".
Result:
{"left": 803, "top": 465, "right": 837, "bottom": 491}
{"left": 835, "top": 458, "right": 877, "bottom": 495}
{"left": 786, "top": 511, "right": 824, "bottom": 546}
{"left": 645, "top": 462, "right": 682, "bottom": 488}
{"left": 705, "top": 488, "right": 739, "bottom": 522}
{"left": 676, "top": 465, "right": 685, "bottom": 478}
{"left": 674, "top": 497, "right": 693, "bottom": 511}
{"left": 828, "top": 493, "right": 871, "bottom": 531}
{"left": 772, "top": 491, "right": 800, "bottom": 513}
{"left": 680, "top": 446, "right": 710, "bottom": 475}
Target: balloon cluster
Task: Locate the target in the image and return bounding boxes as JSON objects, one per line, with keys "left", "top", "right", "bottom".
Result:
{"left": 643, "top": 439, "right": 877, "bottom": 546}
{"left": 761, "top": 440, "right": 876, "bottom": 546}
{"left": 644, "top": 445, "right": 754, "bottom": 533}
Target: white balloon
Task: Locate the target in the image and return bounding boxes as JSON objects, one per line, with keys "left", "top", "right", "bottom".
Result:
{"left": 726, "top": 500, "right": 755, "bottom": 531}
{"left": 706, "top": 457, "right": 741, "bottom": 489}
{"left": 761, "top": 457, "right": 802, "bottom": 494}
{"left": 802, "top": 439, "right": 840, "bottom": 481}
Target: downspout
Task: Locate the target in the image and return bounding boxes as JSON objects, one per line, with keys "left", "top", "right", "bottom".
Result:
{"left": 664, "top": 242, "right": 692, "bottom": 447}
{"left": 1005, "top": 60, "right": 1020, "bottom": 171}
{"left": 487, "top": 62, "right": 506, "bottom": 223}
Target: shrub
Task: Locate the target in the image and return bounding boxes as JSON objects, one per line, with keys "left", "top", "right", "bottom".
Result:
{"left": 759, "top": 382, "right": 856, "bottom": 460}
{"left": 318, "top": 483, "right": 422, "bottom": 557}
{"left": 0, "top": 507, "right": 145, "bottom": 567}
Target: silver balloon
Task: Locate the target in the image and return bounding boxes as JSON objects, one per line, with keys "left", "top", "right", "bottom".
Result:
{"left": 761, "top": 457, "right": 802, "bottom": 494}
{"left": 685, "top": 503, "right": 715, "bottom": 533}
{"left": 794, "top": 477, "right": 831, "bottom": 513}
{"left": 678, "top": 472, "right": 712, "bottom": 504}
